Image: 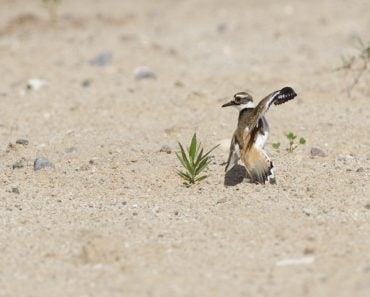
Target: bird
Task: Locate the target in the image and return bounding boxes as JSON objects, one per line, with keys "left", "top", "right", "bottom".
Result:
{"left": 222, "top": 86, "right": 297, "bottom": 184}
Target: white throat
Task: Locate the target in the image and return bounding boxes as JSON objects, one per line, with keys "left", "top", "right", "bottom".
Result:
{"left": 234, "top": 101, "right": 255, "bottom": 111}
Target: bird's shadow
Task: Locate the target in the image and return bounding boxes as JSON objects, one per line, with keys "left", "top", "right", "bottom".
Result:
{"left": 224, "top": 165, "right": 246, "bottom": 186}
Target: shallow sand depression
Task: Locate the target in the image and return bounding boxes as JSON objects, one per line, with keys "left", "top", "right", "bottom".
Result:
{"left": 0, "top": 0, "right": 370, "bottom": 296}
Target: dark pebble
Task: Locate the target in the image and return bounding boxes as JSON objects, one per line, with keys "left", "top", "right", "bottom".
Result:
{"left": 356, "top": 167, "right": 365, "bottom": 173}
{"left": 159, "top": 145, "right": 171, "bottom": 154}
{"left": 11, "top": 187, "right": 20, "bottom": 194}
{"left": 365, "top": 203, "right": 370, "bottom": 210}
{"left": 310, "top": 147, "right": 327, "bottom": 157}
{"left": 82, "top": 79, "right": 92, "bottom": 87}
{"left": 16, "top": 139, "right": 29, "bottom": 145}
{"left": 34, "top": 157, "right": 54, "bottom": 171}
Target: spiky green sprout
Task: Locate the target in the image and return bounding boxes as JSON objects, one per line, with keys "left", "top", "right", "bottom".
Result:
{"left": 176, "top": 133, "right": 219, "bottom": 185}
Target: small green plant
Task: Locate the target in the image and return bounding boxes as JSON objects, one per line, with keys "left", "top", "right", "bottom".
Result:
{"left": 336, "top": 37, "right": 370, "bottom": 96}
{"left": 286, "top": 132, "right": 306, "bottom": 152}
{"left": 271, "top": 142, "right": 281, "bottom": 152}
{"left": 42, "top": 0, "right": 61, "bottom": 23}
{"left": 176, "top": 133, "right": 219, "bottom": 185}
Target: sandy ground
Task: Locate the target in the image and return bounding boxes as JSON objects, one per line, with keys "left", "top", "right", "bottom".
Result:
{"left": 1, "top": 0, "right": 370, "bottom": 296}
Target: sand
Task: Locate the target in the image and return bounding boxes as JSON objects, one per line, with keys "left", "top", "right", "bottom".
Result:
{"left": 0, "top": 0, "right": 370, "bottom": 296}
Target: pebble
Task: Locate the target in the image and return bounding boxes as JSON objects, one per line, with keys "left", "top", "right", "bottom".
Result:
{"left": 364, "top": 203, "right": 370, "bottom": 210}
{"left": 34, "top": 157, "right": 54, "bottom": 171}
{"left": 134, "top": 66, "right": 156, "bottom": 80}
{"left": 310, "top": 147, "right": 327, "bottom": 157}
{"left": 12, "top": 159, "right": 25, "bottom": 169}
{"left": 302, "top": 208, "right": 312, "bottom": 216}
{"left": 11, "top": 187, "right": 20, "bottom": 194}
{"left": 217, "top": 23, "right": 228, "bottom": 33}
{"left": 16, "top": 139, "right": 29, "bottom": 145}
{"left": 356, "top": 167, "right": 365, "bottom": 173}
{"left": 82, "top": 79, "right": 92, "bottom": 87}
{"left": 89, "top": 51, "right": 112, "bottom": 67}
{"left": 159, "top": 145, "right": 171, "bottom": 154}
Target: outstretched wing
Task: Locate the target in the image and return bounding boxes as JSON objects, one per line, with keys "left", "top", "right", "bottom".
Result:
{"left": 225, "top": 135, "right": 240, "bottom": 172}
{"left": 249, "top": 87, "right": 297, "bottom": 131}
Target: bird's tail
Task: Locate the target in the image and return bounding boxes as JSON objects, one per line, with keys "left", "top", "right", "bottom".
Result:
{"left": 243, "top": 148, "right": 276, "bottom": 184}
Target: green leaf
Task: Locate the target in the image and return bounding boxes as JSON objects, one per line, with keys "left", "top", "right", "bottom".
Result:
{"left": 189, "top": 133, "right": 197, "bottom": 161}
{"left": 272, "top": 142, "right": 280, "bottom": 149}
{"left": 194, "top": 175, "right": 208, "bottom": 182}
{"left": 299, "top": 137, "right": 306, "bottom": 145}
{"left": 178, "top": 142, "right": 194, "bottom": 174}
{"left": 287, "top": 132, "right": 296, "bottom": 140}
{"left": 195, "top": 158, "right": 211, "bottom": 176}
{"left": 176, "top": 170, "right": 191, "bottom": 181}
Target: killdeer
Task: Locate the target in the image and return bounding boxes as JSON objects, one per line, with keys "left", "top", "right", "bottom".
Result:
{"left": 222, "top": 87, "right": 297, "bottom": 184}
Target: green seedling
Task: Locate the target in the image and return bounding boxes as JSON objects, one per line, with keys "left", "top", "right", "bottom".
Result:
{"left": 287, "top": 132, "right": 306, "bottom": 152}
{"left": 176, "top": 133, "right": 219, "bottom": 186}
{"left": 271, "top": 142, "right": 281, "bottom": 152}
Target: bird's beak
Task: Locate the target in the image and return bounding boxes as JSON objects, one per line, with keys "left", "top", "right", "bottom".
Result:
{"left": 222, "top": 100, "right": 236, "bottom": 107}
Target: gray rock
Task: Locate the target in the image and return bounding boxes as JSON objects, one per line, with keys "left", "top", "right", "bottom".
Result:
{"left": 134, "top": 66, "right": 156, "bottom": 80}
{"left": 89, "top": 52, "right": 112, "bottom": 67}
{"left": 16, "top": 139, "right": 29, "bottom": 145}
{"left": 310, "top": 147, "right": 327, "bottom": 157}
{"left": 34, "top": 157, "right": 54, "bottom": 171}
{"left": 159, "top": 145, "right": 171, "bottom": 154}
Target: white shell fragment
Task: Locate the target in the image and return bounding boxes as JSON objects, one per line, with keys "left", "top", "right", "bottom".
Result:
{"left": 26, "top": 79, "right": 47, "bottom": 91}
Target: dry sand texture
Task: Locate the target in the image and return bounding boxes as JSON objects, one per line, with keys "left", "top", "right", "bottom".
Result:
{"left": 1, "top": 0, "right": 370, "bottom": 296}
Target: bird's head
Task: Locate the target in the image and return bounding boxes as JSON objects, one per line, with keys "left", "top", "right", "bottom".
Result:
{"left": 222, "top": 92, "right": 254, "bottom": 110}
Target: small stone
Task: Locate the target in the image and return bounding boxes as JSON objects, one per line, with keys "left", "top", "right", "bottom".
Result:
{"left": 89, "top": 51, "right": 112, "bottom": 67}
{"left": 134, "top": 66, "right": 156, "bottom": 80}
{"left": 16, "top": 139, "right": 29, "bottom": 145}
{"left": 310, "top": 147, "right": 327, "bottom": 157}
{"left": 159, "top": 145, "right": 171, "bottom": 154}
{"left": 364, "top": 203, "right": 370, "bottom": 210}
{"left": 33, "top": 157, "right": 54, "bottom": 171}
{"left": 11, "top": 187, "right": 20, "bottom": 194}
{"left": 304, "top": 247, "right": 315, "bottom": 255}
{"left": 356, "top": 167, "right": 365, "bottom": 173}
{"left": 302, "top": 208, "right": 312, "bottom": 216}
{"left": 12, "top": 159, "right": 25, "bottom": 169}
{"left": 217, "top": 23, "right": 228, "bottom": 33}
{"left": 82, "top": 79, "right": 92, "bottom": 87}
